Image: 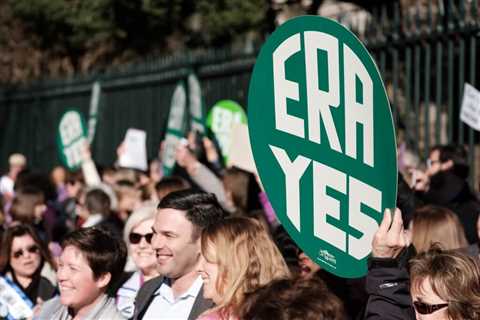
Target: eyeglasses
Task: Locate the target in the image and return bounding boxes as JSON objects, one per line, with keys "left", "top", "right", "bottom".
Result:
{"left": 12, "top": 245, "right": 40, "bottom": 259}
{"left": 413, "top": 301, "right": 448, "bottom": 315}
{"left": 129, "top": 232, "right": 153, "bottom": 244}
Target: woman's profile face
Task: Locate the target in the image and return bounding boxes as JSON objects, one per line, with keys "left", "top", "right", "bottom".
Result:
{"left": 198, "top": 244, "right": 221, "bottom": 304}
{"left": 10, "top": 234, "right": 41, "bottom": 279}
{"left": 411, "top": 277, "right": 449, "bottom": 320}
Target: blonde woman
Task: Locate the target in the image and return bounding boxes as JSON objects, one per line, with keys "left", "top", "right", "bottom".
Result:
{"left": 410, "top": 205, "right": 468, "bottom": 253}
{"left": 197, "top": 217, "right": 290, "bottom": 320}
{"left": 115, "top": 203, "right": 160, "bottom": 318}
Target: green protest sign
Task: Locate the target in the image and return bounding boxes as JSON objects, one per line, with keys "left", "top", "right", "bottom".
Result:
{"left": 57, "top": 110, "right": 88, "bottom": 170}
{"left": 206, "top": 100, "right": 247, "bottom": 163}
{"left": 162, "top": 81, "right": 188, "bottom": 176}
{"left": 248, "top": 16, "right": 397, "bottom": 278}
{"left": 188, "top": 73, "right": 206, "bottom": 134}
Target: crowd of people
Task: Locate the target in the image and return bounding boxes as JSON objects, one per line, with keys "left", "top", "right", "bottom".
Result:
{"left": 0, "top": 135, "right": 479, "bottom": 319}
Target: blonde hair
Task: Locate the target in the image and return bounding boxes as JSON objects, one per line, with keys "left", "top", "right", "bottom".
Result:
{"left": 411, "top": 205, "right": 468, "bottom": 253}
{"left": 410, "top": 249, "right": 480, "bottom": 320}
{"left": 201, "top": 217, "right": 290, "bottom": 318}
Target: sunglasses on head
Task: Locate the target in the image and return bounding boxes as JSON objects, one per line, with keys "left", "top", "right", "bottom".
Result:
{"left": 12, "top": 245, "right": 40, "bottom": 259}
{"left": 413, "top": 301, "right": 448, "bottom": 315}
{"left": 129, "top": 232, "right": 153, "bottom": 244}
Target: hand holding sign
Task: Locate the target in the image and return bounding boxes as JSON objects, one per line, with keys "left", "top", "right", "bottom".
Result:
{"left": 203, "top": 137, "right": 220, "bottom": 164}
{"left": 175, "top": 144, "right": 200, "bottom": 175}
{"left": 372, "top": 208, "right": 410, "bottom": 259}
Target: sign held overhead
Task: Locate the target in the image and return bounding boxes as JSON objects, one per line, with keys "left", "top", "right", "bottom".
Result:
{"left": 248, "top": 16, "right": 397, "bottom": 278}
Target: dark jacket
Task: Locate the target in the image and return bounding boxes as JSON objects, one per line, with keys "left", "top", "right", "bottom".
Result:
{"left": 363, "top": 247, "right": 416, "bottom": 320}
{"left": 10, "top": 272, "right": 56, "bottom": 304}
{"left": 133, "top": 276, "right": 214, "bottom": 320}
{"left": 418, "top": 171, "right": 480, "bottom": 244}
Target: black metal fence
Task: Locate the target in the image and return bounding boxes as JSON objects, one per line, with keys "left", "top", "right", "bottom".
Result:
{"left": 2, "top": 0, "right": 480, "bottom": 186}
{"left": 0, "top": 50, "right": 256, "bottom": 172}
{"left": 354, "top": 0, "right": 480, "bottom": 185}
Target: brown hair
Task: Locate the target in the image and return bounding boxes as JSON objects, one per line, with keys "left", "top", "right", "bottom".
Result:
{"left": 240, "top": 276, "right": 346, "bottom": 320}
{"left": 0, "top": 224, "right": 56, "bottom": 275}
{"left": 201, "top": 217, "right": 290, "bottom": 318}
{"left": 62, "top": 227, "right": 127, "bottom": 286}
{"left": 411, "top": 205, "right": 468, "bottom": 253}
{"left": 222, "top": 167, "right": 251, "bottom": 213}
{"left": 85, "top": 189, "right": 111, "bottom": 217}
{"left": 410, "top": 249, "right": 480, "bottom": 320}
{"left": 9, "top": 188, "right": 45, "bottom": 223}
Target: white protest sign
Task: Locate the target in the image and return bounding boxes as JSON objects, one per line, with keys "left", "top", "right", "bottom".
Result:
{"left": 119, "top": 128, "right": 148, "bottom": 171}
{"left": 227, "top": 123, "right": 257, "bottom": 174}
{"left": 460, "top": 83, "right": 480, "bottom": 131}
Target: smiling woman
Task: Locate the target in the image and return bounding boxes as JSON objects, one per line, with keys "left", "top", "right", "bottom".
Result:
{"left": 115, "top": 203, "right": 160, "bottom": 318}
{"left": 197, "top": 217, "right": 290, "bottom": 320}
{"left": 0, "top": 224, "right": 56, "bottom": 306}
{"left": 36, "top": 227, "right": 127, "bottom": 320}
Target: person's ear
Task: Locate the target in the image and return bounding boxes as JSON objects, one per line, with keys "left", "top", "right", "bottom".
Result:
{"left": 95, "top": 272, "right": 111, "bottom": 290}
{"left": 442, "top": 159, "right": 454, "bottom": 171}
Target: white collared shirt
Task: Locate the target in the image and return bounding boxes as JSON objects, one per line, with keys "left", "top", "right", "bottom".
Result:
{"left": 142, "top": 276, "right": 203, "bottom": 320}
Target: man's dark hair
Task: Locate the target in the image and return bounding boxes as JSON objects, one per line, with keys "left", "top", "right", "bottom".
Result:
{"left": 85, "top": 189, "right": 111, "bottom": 217}
{"left": 431, "top": 144, "right": 469, "bottom": 179}
{"left": 158, "top": 189, "right": 227, "bottom": 240}
{"left": 62, "top": 227, "right": 127, "bottom": 288}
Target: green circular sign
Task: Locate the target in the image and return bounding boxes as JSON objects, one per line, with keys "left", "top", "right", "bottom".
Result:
{"left": 248, "top": 16, "right": 397, "bottom": 278}
{"left": 206, "top": 100, "right": 247, "bottom": 163}
{"left": 57, "top": 109, "right": 88, "bottom": 170}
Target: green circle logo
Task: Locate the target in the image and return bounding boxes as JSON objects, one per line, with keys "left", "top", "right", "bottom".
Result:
{"left": 248, "top": 16, "right": 397, "bottom": 278}
{"left": 206, "top": 100, "right": 247, "bottom": 163}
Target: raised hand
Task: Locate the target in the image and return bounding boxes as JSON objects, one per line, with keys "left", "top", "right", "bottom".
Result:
{"left": 372, "top": 208, "right": 410, "bottom": 258}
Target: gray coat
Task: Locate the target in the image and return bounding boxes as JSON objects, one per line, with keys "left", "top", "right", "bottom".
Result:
{"left": 35, "top": 294, "right": 126, "bottom": 320}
